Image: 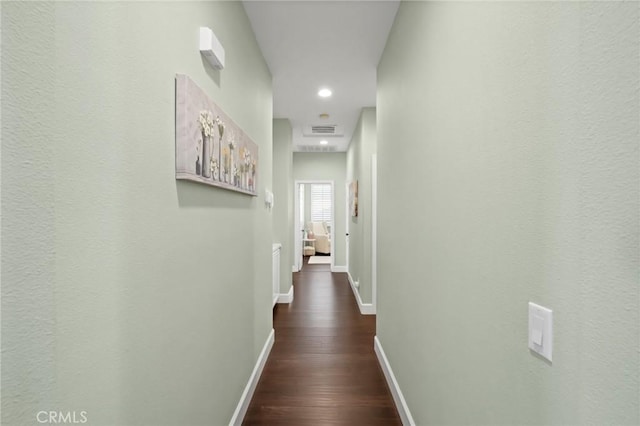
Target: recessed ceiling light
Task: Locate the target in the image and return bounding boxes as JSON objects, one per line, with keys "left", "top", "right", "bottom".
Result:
{"left": 318, "top": 88, "right": 332, "bottom": 98}
{"left": 319, "top": 113, "right": 330, "bottom": 120}
{"left": 320, "top": 140, "right": 328, "bottom": 145}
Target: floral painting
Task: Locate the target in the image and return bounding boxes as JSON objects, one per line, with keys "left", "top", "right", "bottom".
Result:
{"left": 175, "top": 74, "right": 258, "bottom": 196}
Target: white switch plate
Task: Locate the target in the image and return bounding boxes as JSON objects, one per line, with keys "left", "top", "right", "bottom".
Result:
{"left": 528, "top": 302, "right": 553, "bottom": 362}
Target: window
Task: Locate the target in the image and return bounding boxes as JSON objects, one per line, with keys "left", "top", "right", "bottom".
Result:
{"left": 310, "top": 184, "right": 332, "bottom": 223}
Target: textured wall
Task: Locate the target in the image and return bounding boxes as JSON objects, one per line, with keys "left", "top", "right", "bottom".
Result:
{"left": 346, "top": 108, "right": 377, "bottom": 304}
{"left": 377, "top": 2, "right": 639, "bottom": 424}
{"left": 1, "top": 4, "right": 58, "bottom": 422}
{"left": 2, "top": 2, "right": 272, "bottom": 425}
{"left": 293, "top": 153, "right": 347, "bottom": 267}
{"left": 272, "top": 119, "right": 293, "bottom": 293}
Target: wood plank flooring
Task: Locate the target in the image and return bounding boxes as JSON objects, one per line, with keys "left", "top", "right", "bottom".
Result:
{"left": 243, "top": 257, "right": 401, "bottom": 425}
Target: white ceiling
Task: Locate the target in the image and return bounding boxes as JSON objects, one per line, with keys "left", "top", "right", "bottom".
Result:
{"left": 243, "top": 1, "right": 399, "bottom": 152}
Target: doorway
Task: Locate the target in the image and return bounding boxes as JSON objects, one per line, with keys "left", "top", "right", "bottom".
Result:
{"left": 294, "top": 180, "right": 335, "bottom": 272}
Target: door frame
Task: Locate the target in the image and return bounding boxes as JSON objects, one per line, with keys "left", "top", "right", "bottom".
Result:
{"left": 345, "top": 182, "right": 350, "bottom": 272}
{"left": 293, "top": 180, "right": 335, "bottom": 272}
{"left": 371, "top": 154, "right": 378, "bottom": 311}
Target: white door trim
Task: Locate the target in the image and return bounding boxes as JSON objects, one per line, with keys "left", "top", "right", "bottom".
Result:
{"left": 345, "top": 182, "right": 350, "bottom": 272}
{"left": 293, "top": 182, "right": 302, "bottom": 272}
{"left": 371, "top": 154, "right": 377, "bottom": 311}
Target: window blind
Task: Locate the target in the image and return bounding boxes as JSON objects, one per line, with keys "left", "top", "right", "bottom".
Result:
{"left": 310, "top": 184, "right": 332, "bottom": 223}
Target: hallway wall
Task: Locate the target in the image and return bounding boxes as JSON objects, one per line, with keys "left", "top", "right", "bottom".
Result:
{"left": 376, "top": 2, "right": 639, "bottom": 425}
{"left": 273, "top": 119, "right": 293, "bottom": 294}
{"left": 2, "top": 2, "right": 272, "bottom": 425}
{"left": 346, "top": 108, "right": 377, "bottom": 304}
{"left": 293, "top": 153, "right": 347, "bottom": 267}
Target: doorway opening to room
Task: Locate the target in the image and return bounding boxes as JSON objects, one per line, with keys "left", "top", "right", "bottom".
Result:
{"left": 294, "top": 180, "right": 335, "bottom": 272}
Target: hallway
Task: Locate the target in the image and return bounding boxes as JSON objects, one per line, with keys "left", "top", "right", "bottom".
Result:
{"left": 243, "top": 258, "right": 401, "bottom": 425}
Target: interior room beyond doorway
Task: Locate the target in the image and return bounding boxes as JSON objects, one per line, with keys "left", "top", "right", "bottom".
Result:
{"left": 296, "top": 181, "right": 335, "bottom": 271}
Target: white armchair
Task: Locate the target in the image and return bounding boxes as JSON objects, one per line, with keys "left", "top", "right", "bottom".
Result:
{"left": 309, "top": 222, "right": 331, "bottom": 254}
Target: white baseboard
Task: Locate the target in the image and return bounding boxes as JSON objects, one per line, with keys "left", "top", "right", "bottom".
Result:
{"left": 374, "top": 336, "right": 416, "bottom": 426}
{"left": 229, "top": 329, "right": 275, "bottom": 426}
{"left": 331, "top": 265, "right": 347, "bottom": 273}
{"left": 277, "top": 285, "right": 294, "bottom": 303}
{"left": 292, "top": 265, "right": 298, "bottom": 273}
{"left": 347, "top": 272, "right": 375, "bottom": 315}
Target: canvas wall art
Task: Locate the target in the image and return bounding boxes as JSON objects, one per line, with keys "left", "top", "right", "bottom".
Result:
{"left": 349, "top": 180, "right": 358, "bottom": 217}
{"left": 175, "top": 74, "right": 258, "bottom": 196}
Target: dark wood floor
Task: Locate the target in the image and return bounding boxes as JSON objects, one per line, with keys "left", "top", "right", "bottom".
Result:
{"left": 243, "top": 257, "right": 401, "bottom": 425}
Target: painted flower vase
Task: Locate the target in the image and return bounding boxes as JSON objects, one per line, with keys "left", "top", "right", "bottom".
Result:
{"left": 202, "top": 134, "right": 212, "bottom": 178}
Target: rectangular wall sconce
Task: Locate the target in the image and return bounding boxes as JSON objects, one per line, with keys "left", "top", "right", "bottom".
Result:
{"left": 200, "top": 27, "right": 225, "bottom": 70}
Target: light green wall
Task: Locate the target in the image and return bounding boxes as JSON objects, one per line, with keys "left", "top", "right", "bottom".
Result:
{"left": 346, "top": 108, "right": 376, "bottom": 304}
{"left": 2, "top": 2, "right": 272, "bottom": 425}
{"left": 377, "top": 2, "right": 639, "bottom": 425}
{"left": 273, "top": 119, "right": 293, "bottom": 293}
{"left": 293, "top": 153, "right": 347, "bottom": 267}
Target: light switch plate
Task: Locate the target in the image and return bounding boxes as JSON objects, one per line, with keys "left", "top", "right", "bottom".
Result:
{"left": 528, "top": 302, "right": 553, "bottom": 362}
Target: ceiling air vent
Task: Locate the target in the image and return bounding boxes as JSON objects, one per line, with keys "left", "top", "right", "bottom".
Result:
{"left": 311, "top": 125, "right": 336, "bottom": 134}
{"left": 298, "top": 145, "right": 337, "bottom": 153}
{"left": 302, "top": 125, "right": 344, "bottom": 137}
